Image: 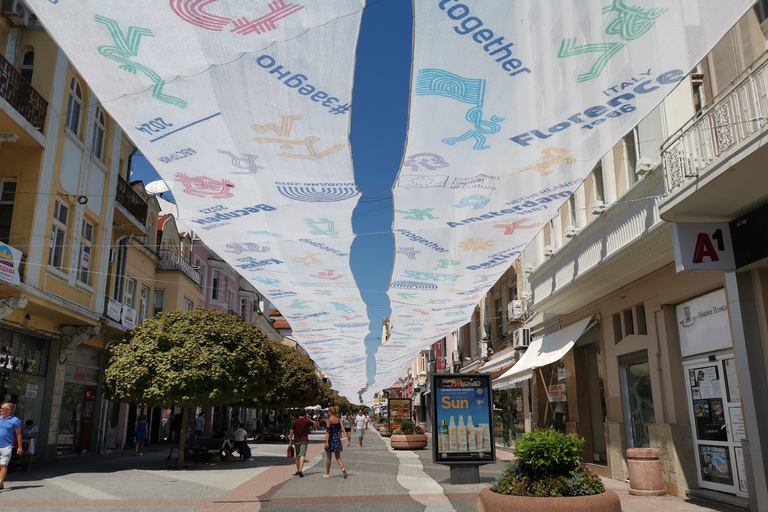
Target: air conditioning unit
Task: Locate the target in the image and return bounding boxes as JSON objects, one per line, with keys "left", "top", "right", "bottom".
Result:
{"left": 635, "top": 157, "right": 657, "bottom": 176}
{"left": 513, "top": 328, "right": 531, "bottom": 350}
{"left": 591, "top": 201, "right": 606, "bottom": 215}
{"left": 543, "top": 245, "right": 554, "bottom": 257}
{"left": 108, "top": 249, "right": 117, "bottom": 264}
{"left": 565, "top": 225, "right": 579, "bottom": 238}
{"left": 3, "top": 0, "right": 29, "bottom": 27}
{"left": 507, "top": 300, "right": 523, "bottom": 321}
{"left": 452, "top": 350, "right": 460, "bottom": 364}
{"left": 480, "top": 340, "right": 489, "bottom": 360}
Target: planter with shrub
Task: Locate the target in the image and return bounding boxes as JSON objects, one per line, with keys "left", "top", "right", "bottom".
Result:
{"left": 390, "top": 420, "right": 427, "bottom": 450}
{"left": 478, "top": 428, "right": 620, "bottom": 512}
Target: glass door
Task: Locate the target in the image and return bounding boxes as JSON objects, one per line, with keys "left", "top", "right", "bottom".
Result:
{"left": 620, "top": 356, "right": 655, "bottom": 448}
{"left": 684, "top": 356, "right": 747, "bottom": 497}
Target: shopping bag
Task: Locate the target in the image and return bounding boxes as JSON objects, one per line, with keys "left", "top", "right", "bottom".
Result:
{"left": 287, "top": 444, "right": 294, "bottom": 458}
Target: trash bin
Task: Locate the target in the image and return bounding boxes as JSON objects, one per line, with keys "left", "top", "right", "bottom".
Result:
{"left": 626, "top": 448, "right": 666, "bottom": 496}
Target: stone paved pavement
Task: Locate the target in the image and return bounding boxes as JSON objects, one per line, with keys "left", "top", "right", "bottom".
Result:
{"left": 0, "top": 429, "right": 747, "bottom": 511}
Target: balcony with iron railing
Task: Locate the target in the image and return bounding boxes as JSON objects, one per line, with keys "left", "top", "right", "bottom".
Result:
{"left": 660, "top": 51, "right": 768, "bottom": 220}
{"left": 0, "top": 52, "right": 47, "bottom": 131}
{"left": 115, "top": 176, "right": 148, "bottom": 226}
{"left": 157, "top": 249, "right": 201, "bottom": 286}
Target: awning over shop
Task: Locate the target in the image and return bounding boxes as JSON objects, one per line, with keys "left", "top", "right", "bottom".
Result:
{"left": 493, "top": 317, "right": 593, "bottom": 391}
{"left": 479, "top": 350, "right": 516, "bottom": 373}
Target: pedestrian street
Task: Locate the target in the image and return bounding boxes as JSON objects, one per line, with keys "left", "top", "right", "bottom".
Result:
{"left": 0, "top": 429, "right": 745, "bottom": 512}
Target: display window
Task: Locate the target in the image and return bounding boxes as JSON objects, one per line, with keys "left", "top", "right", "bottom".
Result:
{"left": 492, "top": 387, "right": 524, "bottom": 447}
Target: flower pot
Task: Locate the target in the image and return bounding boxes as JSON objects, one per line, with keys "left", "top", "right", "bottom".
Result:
{"left": 626, "top": 448, "right": 666, "bottom": 496}
{"left": 379, "top": 426, "right": 391, "bottom": 437}
{"left": 390, "top": 434, "right": 427, "bottom": 450}
{"left": 477, "top": 486, "right": 621, "bottom": 512}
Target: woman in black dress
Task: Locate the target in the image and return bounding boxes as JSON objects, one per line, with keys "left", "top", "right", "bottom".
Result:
{"left": 324, "top": 406, "right": 347, "bottom": 478}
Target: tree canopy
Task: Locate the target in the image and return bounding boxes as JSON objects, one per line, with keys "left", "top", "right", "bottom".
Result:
{"left": 102, "top": 309, "right": 282, "bottom": 407}
{"left": 256, "top": 342, "right": 323, "bottom": 410}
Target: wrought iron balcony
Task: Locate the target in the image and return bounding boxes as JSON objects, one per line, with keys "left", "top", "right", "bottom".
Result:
{"left": 116, "top": 176, "right": 148, "bottom": 225}
{"left": 157, "top": 249, "right": 201, "bottom": 286}
{"left": 0, "top": 52, "right": 47, "bottom": 130}
{"left": 662, "top": 52, "right": 768, "bottom": 194}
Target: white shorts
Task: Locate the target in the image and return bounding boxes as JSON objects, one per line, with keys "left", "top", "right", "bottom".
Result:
{"left": 356, "top": 427, "right": 365, "bottom": 438}
{"left": 0, "top": 446, "right": 12, "bottom": 465}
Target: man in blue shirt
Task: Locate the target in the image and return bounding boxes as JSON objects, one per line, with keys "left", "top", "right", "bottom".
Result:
{"left": 0, "top": 402, "right": 22, "bottom": 490}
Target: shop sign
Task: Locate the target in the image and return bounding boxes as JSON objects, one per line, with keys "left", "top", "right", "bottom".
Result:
{"left": 65, "top": 363, "right": 99, "bottom": 384}
{"left": 676, "top": 289, "right": 732, "bottom": 358}
{"left": 121, "top": 306, "right": 136, "bottom": 329}
{"left": 548, "top": 384, "right": 567, "bottom": 402}
{"left": 68, "top": 345, "right": 99, "bottom": 367}
{"left": 106, "top": 297, "right": 122, "bottom": 322}
{"left": 431, "top": 373, "right": 495, "bottom": 465}
{"left": 0, "top": 241, "right": 22, "bottom": 286}
{"left": 25, "top": 384, "right": 38, "bottom": 398}
{"left": 388, "top": 397, "right": 412, "bottom": 432}
{"left": 671, "top": 223, "right": 735, "bottom": 272}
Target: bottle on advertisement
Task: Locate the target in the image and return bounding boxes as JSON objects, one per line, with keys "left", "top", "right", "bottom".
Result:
{"left": 440, "top": 420, "right": 448, "bottom": 452}
{"left": 449, "top": 416, "right": 457, "bottom": 451}
{"left": 481, "top": 423, "right": 491, "bottom": 450}
{"left": 458, "top": 416, "right": 468, "bottom": 452}
{"left": 467, "top": 416, "right": 477, "bottom": 451}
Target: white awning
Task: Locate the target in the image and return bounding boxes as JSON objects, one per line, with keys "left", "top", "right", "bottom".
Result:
{"left": 479, "top": 350, "right": 516, "bottom": 373}
{"left": 493, "top": 317, "right": 593, "bottom": 390}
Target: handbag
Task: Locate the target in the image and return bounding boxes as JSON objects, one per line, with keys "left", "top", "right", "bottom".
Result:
{"left": 287, "top": 444, "right": 294, "bottom": 458}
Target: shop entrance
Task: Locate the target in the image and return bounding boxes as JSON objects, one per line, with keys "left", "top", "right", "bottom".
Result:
{"left": 619, "top": 351, "right": 655, "bottom": 448}
{"left": 58, "top": 383, "right": 97, "bottom": 455}
{"left": 684, "top": 355, "right": 747, "bottom": 497}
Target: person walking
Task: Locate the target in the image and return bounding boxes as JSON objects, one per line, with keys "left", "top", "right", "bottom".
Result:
{"left": 167, "top": 411, "right": 182, "bottom": 460}
{"left": 323, "top": 406, "right": 346, "bottom": 478}
{"left": 352, "top": 409, "right": 368, "bottom": 447}
{"left": 134, "top": 414, "right": 148, "bottom": 456}
{"left": 20, "top": 419, "right": 38, "bottom": 471}
{"left": 289, "top": 410, "right": 315, "bottom": 477}
{"left": 343, "top": 413, "right": 353, "bottom": 445}
{"left": 233, "top": 423, "right": 251, "bottom": 460}
{"left": 194, "top": 412, "right": 205, "bottom": 437}
{"left": 0, "top": 402, "right": 22, "bottom": 490}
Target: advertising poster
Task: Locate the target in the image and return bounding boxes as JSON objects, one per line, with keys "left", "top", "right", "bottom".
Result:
{"left": 699, "top": 445, "right": 733, "bottom": 485}
{"left": 0, "top": 242, "right": 22, "bottom": 286}
{"left": 432, "top": 373, "right": 495, "bottom": 465}
{"left": 388, "top": 397, "right": 412, "bottom": 432}
{"left": 734, "top": 447, "right": 748, "bottom": 493}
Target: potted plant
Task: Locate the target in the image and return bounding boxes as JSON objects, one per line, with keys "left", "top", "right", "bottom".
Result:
{"left": 478, "top": 428, "right": 620, "bottom": 512}
{"left": 390, "top": 420, "right": 427, "bottom": 450}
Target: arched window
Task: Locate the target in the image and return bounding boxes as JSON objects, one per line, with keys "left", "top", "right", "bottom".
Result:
{"left": 66, "top": 77, "right": 83, "bottom": 136}
{"left": 20, "top": 50, "right": 34, "bottom": 83}
{"left": 92, "top": 107, "right": 106, "bottom": 159}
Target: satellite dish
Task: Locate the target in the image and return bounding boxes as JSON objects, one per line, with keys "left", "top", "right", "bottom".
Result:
{"left": 145, "top": 180, "right": 170, "bottom": 194}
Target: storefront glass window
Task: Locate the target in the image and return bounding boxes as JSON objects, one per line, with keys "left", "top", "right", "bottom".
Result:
{"left": 546, "top": 362, "right": 569, "bottom": 433}
{"left": 493, "top": 387, "right": 524, "bottom": 447}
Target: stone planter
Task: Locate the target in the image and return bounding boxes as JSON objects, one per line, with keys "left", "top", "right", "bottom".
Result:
{"left": 626, "top": 448, "right": 666, "bottom": 496}
{"left": 379, "top": 426, "right": 391, "bottom": 437}
{"left": 478, "top": 486, "right": 621, "bottom": 512}
{"left": 390, "top": 434, "right": 427, "bottom": 450}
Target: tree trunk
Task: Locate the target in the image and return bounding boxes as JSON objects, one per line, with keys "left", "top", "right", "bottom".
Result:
{"left": 177, "top": 406, "right": 187, "bottom": 469}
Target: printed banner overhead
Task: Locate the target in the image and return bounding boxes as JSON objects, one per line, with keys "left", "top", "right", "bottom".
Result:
{"left": 374, "top": 0, "right": 752, "bottom": 399}
{"left": 27, "top": 0, "right": 369, "bottom": 399}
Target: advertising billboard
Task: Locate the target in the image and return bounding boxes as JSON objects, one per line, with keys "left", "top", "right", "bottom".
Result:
{"left": 388, "top": 397, "right": 412, "bottom": 432}
{"left": 432, "top": 373, "right": 495, "bottom": 465}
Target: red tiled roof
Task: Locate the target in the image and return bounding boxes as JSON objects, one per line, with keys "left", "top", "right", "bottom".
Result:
{"left": 269, "top": 307, "right": 280, "bottom": 316}
{"left": 157, "top": 214, "right": 173, "bottom": 230}
{"left": 273, "top": 318, "right": 290, "bottom": 329}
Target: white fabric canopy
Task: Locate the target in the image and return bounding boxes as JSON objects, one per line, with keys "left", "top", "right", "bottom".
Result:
{"left": 493, "top": 317, "right": 592, "bottom": 390}
{"left": 478, "top": 350, "right": 516, "bottom": 374}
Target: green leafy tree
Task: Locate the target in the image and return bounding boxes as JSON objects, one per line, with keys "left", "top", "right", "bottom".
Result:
{"left": 102, "top": 309, "right": 282, "bottom": 467}
{"left": 252, "top": 343, "right": 324, "bottom": 429}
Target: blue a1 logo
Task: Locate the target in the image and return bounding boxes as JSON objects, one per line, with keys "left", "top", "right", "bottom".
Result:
{"left": 672, "top": 223, "right": 735, "bottom": 272}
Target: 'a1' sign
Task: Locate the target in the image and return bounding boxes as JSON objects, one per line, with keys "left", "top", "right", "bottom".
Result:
{"left": 671, "top": 223, "right": 736, "bottom": 272}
